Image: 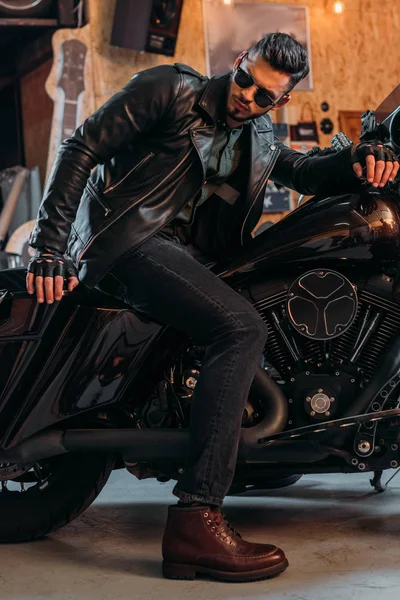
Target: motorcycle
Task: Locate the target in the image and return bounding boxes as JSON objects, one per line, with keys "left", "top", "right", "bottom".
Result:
{"left": 1, "top": 84, "right": 400, "bottom": 543}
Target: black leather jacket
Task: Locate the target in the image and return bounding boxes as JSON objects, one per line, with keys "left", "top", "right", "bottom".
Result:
{"left": 29, "top": 63, "right": 358, "bottom": 287}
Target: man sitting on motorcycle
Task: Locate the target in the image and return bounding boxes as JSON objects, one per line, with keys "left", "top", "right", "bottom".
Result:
{"left": 26, "top": 32, "right": 399, "bottom": 582}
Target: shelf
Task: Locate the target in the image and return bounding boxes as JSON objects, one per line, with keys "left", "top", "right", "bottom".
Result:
{"left": 0, "top": 18, "right": 58, "bottom": 27}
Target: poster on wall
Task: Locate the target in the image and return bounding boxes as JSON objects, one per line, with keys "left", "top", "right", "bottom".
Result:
{"left": 202, "top": 1, "right": 313, "bottom": 91}
{"left": 263, "top": 181, "right": 291, "bottom": 212}
{"left": 262, "top": 121, "right": 291, "bottom": 213}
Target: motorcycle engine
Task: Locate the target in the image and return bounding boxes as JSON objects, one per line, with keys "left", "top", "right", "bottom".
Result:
{"left": 251, "top": 268, "right": 400, "bottom": 429}
{"left": 140, "top": 268, "right": 400, "bottom": 434}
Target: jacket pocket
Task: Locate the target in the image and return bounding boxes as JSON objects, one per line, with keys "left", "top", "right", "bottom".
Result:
{"left": 103, "top": 152, "right": 155, "bottom": 195}
{"left": 87, "top": 181, "right": 112, "bottom": 217}
{"left": 67, "top": 225, "right": 85, "bottom": 265}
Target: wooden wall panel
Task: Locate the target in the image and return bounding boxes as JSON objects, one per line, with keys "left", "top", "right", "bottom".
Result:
{"left": 86, "top": 0, "right": 205, "bottom": 109}
{"left": 81, "top": 0, "right": 400, "bottom": 226}
{"left": 86, "top": 0, "right": 400, "bottom": 147}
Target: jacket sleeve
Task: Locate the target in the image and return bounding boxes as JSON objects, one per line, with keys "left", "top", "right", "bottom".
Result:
{"left": 29, "top": 65, "right": 182, "bottom": 253}
{"left": 269, "top": 139, "right": 362, "bottom": 196}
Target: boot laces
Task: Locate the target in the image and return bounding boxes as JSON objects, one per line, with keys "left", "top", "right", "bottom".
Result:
{"left": 212, "top": 510, "right": 242, "bottom": 539}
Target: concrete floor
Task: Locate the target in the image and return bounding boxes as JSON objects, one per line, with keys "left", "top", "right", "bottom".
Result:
{"left": 2, "top": 470, "right": 400, "bottom": 600}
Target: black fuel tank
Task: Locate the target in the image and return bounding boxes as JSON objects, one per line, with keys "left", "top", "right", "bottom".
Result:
{"left": 217, "top": 190, "right": 400, "bottom": 278}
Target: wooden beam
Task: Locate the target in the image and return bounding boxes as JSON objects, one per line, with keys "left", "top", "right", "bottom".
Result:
{"left": 0, "top": 18, "right": 58, "bottom": 27}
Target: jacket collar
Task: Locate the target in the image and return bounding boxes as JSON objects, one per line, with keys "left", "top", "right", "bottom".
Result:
{"left": 197, "top": 72, "right": 230, "bottom": 125}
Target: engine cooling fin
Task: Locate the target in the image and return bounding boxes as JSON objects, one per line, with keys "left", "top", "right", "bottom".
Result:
{"left": 254, "top": 283, "right": 400, "bottom": 381}
{"left": 329, "top": 290, "right": 400, "bottom": 378}
{"left": 286, "top": 270, "right": 358, "bottom": 341}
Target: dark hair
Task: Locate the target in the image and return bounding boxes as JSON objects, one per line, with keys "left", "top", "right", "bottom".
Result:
{"left": 249, "top": 32, "right": 310, "bottom": 88}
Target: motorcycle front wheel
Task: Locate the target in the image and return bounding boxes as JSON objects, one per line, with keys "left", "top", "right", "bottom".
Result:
{"left": 0, "top": 452, "right": 114, "bottom": 543}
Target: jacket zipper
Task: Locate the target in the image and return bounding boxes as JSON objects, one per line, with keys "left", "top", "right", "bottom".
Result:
{"left": 87, "top": 183, "right": 111, "bottom": 217}
{"left": 77, "top": 149, "right": 194, "bottom": 265}
{"left": 103, "top": 152, "right": 155, "bottom": 195}
{"left": 240, "top": 148, "right": 280, "bottom": 246}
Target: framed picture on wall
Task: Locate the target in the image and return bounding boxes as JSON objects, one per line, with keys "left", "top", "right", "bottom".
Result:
{"left": 262, "top": 120, "right": 292, "bottom": 213}
{"left": 202, "top": 0, "right": 313, "bottom": 91}
{"left": 263, "top": 181, "right": 291, "bottom": 212}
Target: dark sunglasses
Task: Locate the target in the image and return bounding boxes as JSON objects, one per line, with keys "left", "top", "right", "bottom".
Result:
{"left": 234, "top": 60, "right": 287, "bottom": 109}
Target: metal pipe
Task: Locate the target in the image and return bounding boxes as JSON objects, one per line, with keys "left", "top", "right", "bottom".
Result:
{"left": 352, "top": 304, "right": 372, "bottom": 351}
{"left": 243, "top": 364, "right": 288, "bottom": 447}
{"left": 0, "top": 366, "right": 289, "bottom": 465}
{"left": 0, "top": 429, "right": 330, "bottom": 465}
{"left": 350, "top": 310, "right": 383, "bottom": 363}
{"left": 270, "top": 310, "right": 301, "bottom": 362}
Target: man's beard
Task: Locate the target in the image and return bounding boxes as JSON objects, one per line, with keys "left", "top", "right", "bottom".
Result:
{"left": 226, "top": 106, "right": 258, "bottom": 123}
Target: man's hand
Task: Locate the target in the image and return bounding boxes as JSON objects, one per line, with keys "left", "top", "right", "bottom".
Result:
{"left": 352, "top": 142, "right": 399, "bottom": 188}
{"left": 26, "top": 251, "right": 79, "bottom": 304}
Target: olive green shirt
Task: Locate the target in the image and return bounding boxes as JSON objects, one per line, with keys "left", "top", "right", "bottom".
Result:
{"left": 163, "top": 123, "right": 244, "bottom": 238}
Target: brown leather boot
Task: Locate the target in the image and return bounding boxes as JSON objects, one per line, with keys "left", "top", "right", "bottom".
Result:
{"left": 162, "top": 505, "right": 288, "bottom": 582}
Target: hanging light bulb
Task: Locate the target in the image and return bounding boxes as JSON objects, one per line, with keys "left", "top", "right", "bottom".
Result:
{"left": 332, "top": 1, "right": 345, "bottom": 13}
{"left": 223, "top": 0, "right": 232, "bottom": 4}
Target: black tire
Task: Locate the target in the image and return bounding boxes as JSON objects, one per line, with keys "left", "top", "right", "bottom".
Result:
{"left": 0, "top": 452, "right": 114, "bottom": 543}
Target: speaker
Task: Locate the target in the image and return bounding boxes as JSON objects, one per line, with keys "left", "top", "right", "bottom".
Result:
{"left": 0, "top": 0, "right": 76, "bottom": 24}
{"left": 111, "top": 0, "right": 184, "bottom": 57}
{"left": 0, "top": 0, "right": 52, "bottom": 17}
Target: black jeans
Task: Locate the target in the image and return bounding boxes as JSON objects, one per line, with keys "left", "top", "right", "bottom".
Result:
{"left": 108, "top": 233, "right": 268, "bottom": 506}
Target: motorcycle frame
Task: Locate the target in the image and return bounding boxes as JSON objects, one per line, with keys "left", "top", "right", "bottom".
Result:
{"left": 1, "top": 188, "right": 400, "bottom": 461}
